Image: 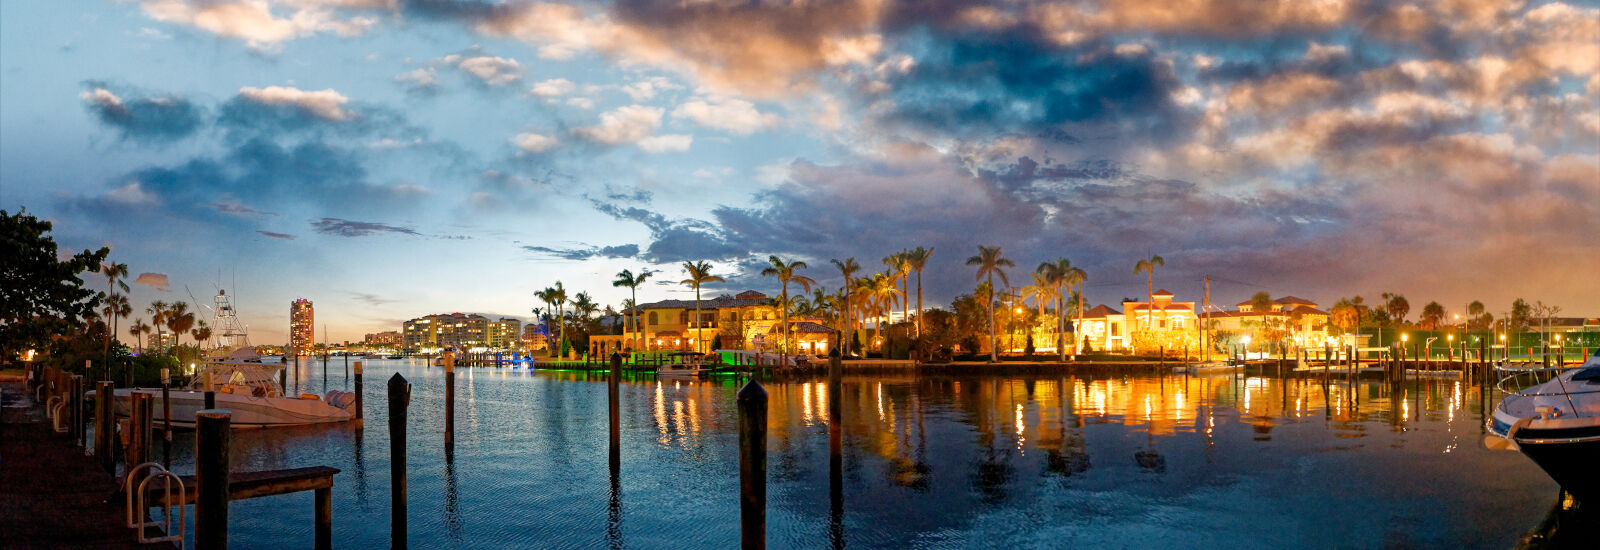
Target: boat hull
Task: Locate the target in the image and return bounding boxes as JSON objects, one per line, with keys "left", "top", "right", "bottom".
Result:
{"left": 109, "top": 389, "right": 350, "bottom": 428}
{"left": 1516, "top": 425, "right": 1600, "bottom": 504}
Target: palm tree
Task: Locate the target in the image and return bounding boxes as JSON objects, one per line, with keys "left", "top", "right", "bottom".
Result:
{"left": 904, "top": 247, "right": 934, "bottom": 337}
{"left": 1037, "top": 260, "right": 1071, "bottom": 361}
{"left": 147, "top": 300, "right": 169, "bottom": 351}
{"left": 1467, "top": 300, "right": 1487, "bottom": 330}
{"left": 680, "top": 261, "right": 725, "bottom": 354}
{"left": 192, "top": 320, "right": 213, "bottom": 350}
{"left": 1065, "top": 264, "right": 1087, "bottom": 357}
{"left": 966, "top": 246, "right": 1013, "bottom": 362}
{"left": 166, "top": 301, "right": 195, "bottom": 349}
{"left": 1133, "top": 255, "right": 1164, "bottom": 331}
{"left": 1382, "top": 292, "right": 1410, "bottom": 326}
{"left": 130, "top": 318, "right": 150, "bottom": 353}
{"left": 613, "top": 269, "right": 653, "bottom": 353}
{"left": 761, "top": 256, "right": 816, "bottom": 362}
{"left": 1421, "top": 301, "right": 1445, "bottom": 330}
{"left": 883, "top": 252, "right": 911, "bottom": 335}
{"left": 102, "top": 262, "right": 129, "bottom": 364}
{"left": 830, "top": 258, "right": 861, "bottom": 356}
{"left": 550, "top": 282, "right": 568, "bottom": 356}
{"left": 861, "top": 272, "right": 902, "bottom": 354}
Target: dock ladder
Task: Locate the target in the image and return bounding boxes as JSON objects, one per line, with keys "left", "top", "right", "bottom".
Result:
{"left": 124, "top": 461, "right": 186, "bottom": 546}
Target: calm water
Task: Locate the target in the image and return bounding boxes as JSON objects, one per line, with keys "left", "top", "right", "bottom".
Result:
{"left": 150, "top": 359, "right": 1561, "bottom": 549}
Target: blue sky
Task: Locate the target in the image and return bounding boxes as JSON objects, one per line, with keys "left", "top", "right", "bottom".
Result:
{"left": 3, "top": 1, "right": 1597, "bottom": 344}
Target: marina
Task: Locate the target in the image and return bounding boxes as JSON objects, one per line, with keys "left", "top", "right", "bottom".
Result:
{"left": 10, "top": 357, "right": 1594, "bottom": 548}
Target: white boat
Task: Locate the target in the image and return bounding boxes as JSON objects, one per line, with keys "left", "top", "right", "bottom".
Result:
{"left": 103, "top": 348, "right": 354, "bottom": 429}
{"left": 1486, "top": 349, "right": 1600, "bottom": 502}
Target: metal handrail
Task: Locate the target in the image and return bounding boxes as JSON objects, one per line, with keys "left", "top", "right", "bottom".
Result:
{"left": 125, "top": 462, "right": 186, "bottom": 546}
{"left": 46, "top": 397, "right": 68, "bottom": 433}
{"left": 135, "top": 469, "right": 186, "bottom": 545}
{"left": 1495, "top": 365, "right": 1599, "bottom": 419}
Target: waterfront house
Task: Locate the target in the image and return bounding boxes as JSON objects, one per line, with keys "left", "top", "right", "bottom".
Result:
{"left": 592, "top": 290, "right": 832, "bottom": 356}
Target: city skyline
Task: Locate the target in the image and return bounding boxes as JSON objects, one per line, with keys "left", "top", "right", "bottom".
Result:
{"left": 3, "top": 1, "right": 1596, "bottom": 344}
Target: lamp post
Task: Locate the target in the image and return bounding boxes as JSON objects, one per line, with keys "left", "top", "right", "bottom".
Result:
{"left": 1242, "top": 335, "right": 1252, "bottom": 360}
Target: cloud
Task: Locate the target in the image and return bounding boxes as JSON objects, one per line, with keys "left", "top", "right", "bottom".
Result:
{"left": 211, "top": 200, "right": 278, "bottom": 216}
{"left": 573, "top": 104, "right": 663, "bottom": 144}
{"left": 133, "top": 272, "right": 170, "bottom": 290}
{"left": 139, "top": 0, "right": 377, "bottom": 49}
{"left": 106, "top": 182, "right": 160, "bottom": 205}
{"left": 344, "top": 290, "right": 397, "bottom": 306}
{"left": 529, "top": 78, "right": 575, "bottom": 97}
{"left": 394, "top": 68, "right": 440, "bottom": 94}
{"left": 638, "top": 134, "right": 692, "bottom": 153}
{"left": 310, "top": 217, "right": 422, "bottom": 237}
{"left": 511, "top": 132, "right": 558, "bottom": 153}
{"left": 235, "top": 86, "right": 351, "bottom": 120}
{"left": 521, "top": 243, "right": 640, "bottom": 261}
{"left": 456, "top": 55, "right": 522, "bottom": 86}
{"left": 672, "top": 97, "right": 779, "bottom": 134}
{"left": 589, "top": 200, "right": 745, "bottom": 262}
{"left": 79, "top": 84, "right": 203, "bottom": 142}
{"left": 256, "top": 230, "right": 296, "bottom": 240}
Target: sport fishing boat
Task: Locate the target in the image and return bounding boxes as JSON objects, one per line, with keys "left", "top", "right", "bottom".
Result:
{"left": 102, "top": 348, "right": 355, "bottom": 429}
{"left": 1486, "top": 349, "right": 1600, "bottom": 502}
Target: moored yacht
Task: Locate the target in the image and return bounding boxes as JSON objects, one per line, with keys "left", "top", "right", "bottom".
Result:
{"left": 101, "top": 348, "right": 354, "bottom": 429}
{"left": 1487, "top": 349, "right": 1600, "bottom": 502}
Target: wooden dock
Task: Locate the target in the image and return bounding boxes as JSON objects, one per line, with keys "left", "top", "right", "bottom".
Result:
{"left": 1, "top": 376, "right": 174, "bottom": 549}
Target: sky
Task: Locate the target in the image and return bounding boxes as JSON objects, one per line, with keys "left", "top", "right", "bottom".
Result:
{"left": 2, "top": 0, "right": 1597, "bottom": 345}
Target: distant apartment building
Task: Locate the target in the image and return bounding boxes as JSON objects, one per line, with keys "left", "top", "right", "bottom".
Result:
{"left": 148, "top": 330, "right": 178, "bottom": 351}
{"left": 290, "top": 298, "right": 314, "bottom": 356}
{"left": 522, "top": 323, "right": 548, "bottom": 351}
{"left": 403, "top": 313, "right": 507, "bottom": 352}
{"left": 488, "top": 317, "right": 522, "bottom": 350}
{"left": 590, "top": 290, "right": 831, "bottom": 356}
{"left": 364, "top": 331, "right": 403, "bottom": 347}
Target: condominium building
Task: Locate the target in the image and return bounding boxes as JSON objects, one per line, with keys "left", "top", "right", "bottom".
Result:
{"left": 487, "top": 317, "right": 522, "bottom": 349}
{"left": 290, "top": 298, "right": 314, "bottom": 356}
{"left": 402, "top": 313, "right": 507, "bottom": 352}
{"left": 364, "top": 331, "right": 403, "bottom": 346}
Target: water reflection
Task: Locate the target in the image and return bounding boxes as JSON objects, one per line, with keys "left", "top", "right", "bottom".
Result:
{"left": 177, "top": 362, "right": 1560, "bottom": 549}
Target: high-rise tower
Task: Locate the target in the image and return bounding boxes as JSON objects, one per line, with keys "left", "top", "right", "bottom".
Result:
{"left": 290, "top": 298, "right": 314, "bottom": 355}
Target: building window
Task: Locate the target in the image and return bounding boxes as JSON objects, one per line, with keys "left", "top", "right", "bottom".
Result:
{"left": 1111, "top": 323, "right": 1120, "bottom": 336}
{"left": 1158, "top": 319, "right": 1166, "bottom": 329}
{"left": 1173, "top": 318, "right": 1185, "bottom": 329}
{"left": 648, "top": 312, "right": 657, "bottom": 326}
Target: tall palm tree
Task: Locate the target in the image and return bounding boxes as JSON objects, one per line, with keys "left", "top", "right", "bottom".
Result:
{"left": 130, "top": 318, "right": 150, "bottom": 353}
{"left": 830, "top": 258, "right": 861, "bottom": 356}
{"left": 1133, "top": 255, "right": 1165, "bottom": 332}
{"left": 1063, "top": 263, "right": 1087, "bottom": 357}
{"left": 680, "top": 261, "right": 724, "bottom": 354}
{"left": 549, "top": 282, "right": 568, "bottom": 356}
{"left": 1037, "top": 260, "right": 1069, "bottom": 361}
{"left": 102, "top": 262, "right": 129, "bottom": 364}
{"left": 966, "top": 246, "right": 1013, "bottom": 362}
{"left": 904, "top": 247, "right": 934, "bottom": 337}
{"left": 613, "top": 269, "right": 653, "bottom": 353}
{"left": 761, "top": 256, "right": 816, "bottom": 362}
{"left": 147, "top": 300, "right": 169, "bottom": 351}
{"left": 883, "top": 252, "right": 910, "bottom": 333}
{"left": 861, "top": 272, "right": 902, "bottom": 354}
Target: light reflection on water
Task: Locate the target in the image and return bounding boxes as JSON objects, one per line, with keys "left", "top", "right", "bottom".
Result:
{"left": 152, "top": 359, "right": 1557, "bottom": 549}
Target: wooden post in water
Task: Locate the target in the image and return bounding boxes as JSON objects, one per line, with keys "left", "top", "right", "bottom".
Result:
{"left": 161, "top": 369, "right": 172, "bottom": 470}
{"left": 344, "top": 352, "right": 350, "bottom": 385}
{"left": 353, "top": 361, "right": 364, "bottom": 427}
{"left": 195, "top": 410, "right": 232, "bottom": 549}
{"left": 128, "top": 391, "right": 152, "bottom": 470}
{"left": 738, "top": 380, "right": 768, "bottom": 550}
{"left": 827, "top": 349, "right": 843, "bottom": 548}
{"left": 316, "top": 484, "right": 332, "bottom": 550}
{"left": 444, "top": 350, "right": 455, "bottom": 462}
{"left": 608, "top": 353, "right": 621, "bottom": 470}
{"left": 95, "top": 381, "right": 114, "bottom": 473}
{"left": 388, "top": 373, "right": 411, "bottom": 549}
{"left": 71, "top": 375, "right": 84, "bottom": 447}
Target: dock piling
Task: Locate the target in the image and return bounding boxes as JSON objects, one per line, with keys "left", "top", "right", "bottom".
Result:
{"left": 608, "top": 353, "right": 621, "bottom": 470}
{"left": 196, "top": 409, "right": 232, "bottom": 549}
{"left": 95, "top": 381, "right": 114, "bottom": 473}
{"left": 353, "top": 361, "right": 364, "bottom": 427}
{"left": 161, "top": 369, "right": 172, "bottom": 470}
{"left": 128, "top": 391, "right": 152, "bottom": 470}
{"left": 388, "top": 373, "right": 411, "bottom": 549}
{"left": 738, "top": 380, "right": 768, "bottom": 550}
{"left": 445, "top": 352, "right": 455, "bottom": 462}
